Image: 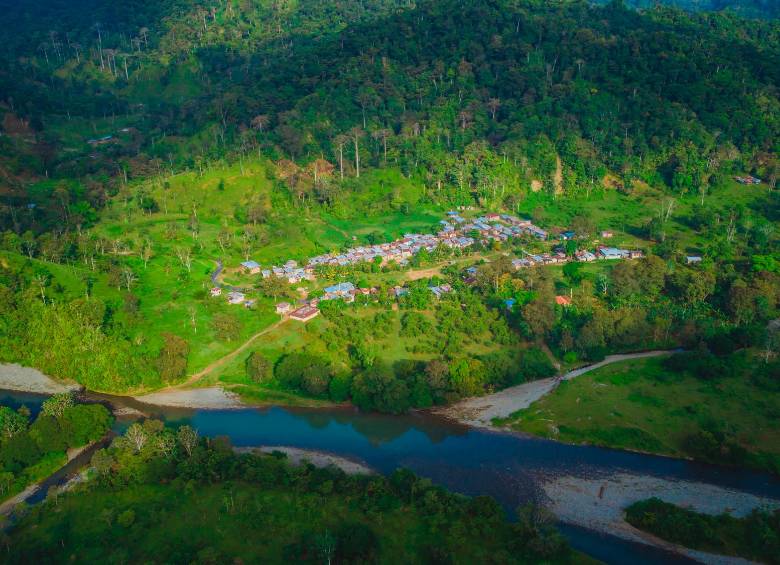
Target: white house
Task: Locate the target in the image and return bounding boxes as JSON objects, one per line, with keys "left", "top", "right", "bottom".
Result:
{"left": 227, "top": 291, "right": 246, "bottom": 305}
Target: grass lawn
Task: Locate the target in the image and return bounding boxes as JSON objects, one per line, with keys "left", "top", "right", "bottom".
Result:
{"left": 515, "top": 179, "right": 772, "bottom": 253}
{"left": 497, "top": 356, "right": 780, "bottom": 471}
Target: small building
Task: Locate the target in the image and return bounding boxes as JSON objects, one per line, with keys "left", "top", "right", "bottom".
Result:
{"left": 597, "top": 247, "right": 627, "bottom": 260}
{"left": 87, "top": 135, "right": 114, "bottom": 146}
{"left": 429, "top": 284, "right": 453, "bottom": 299}
{"left": 555, "top": 295, "right": 572, "bottom": 307}
{"left": 505, "top": 298, "right": 516, "bottom": 311}
{"left": 289, "top": 305, "right": 319, "bottom": 322}
{"left": 276, "top": 302, "right": 292, "bottom": 314}
{"left": 575, "top": 250, "right": 596, "bottom": 262}
{"left": 560, "top": 231, "right": 576, "bottom": 241}
{"left": 600, "top": 230, "right": 614, "bottom": 239}
{"left": 735, "top": 175, "right": 761, "bottom": 185}
{"left": 323, "top": 282, "right": 356, "bottom": 300}
{"left": 244, "top": 299, "right": 256, "bottom": 309}
{"left": 392, "top": 286, "right": 409, "bottom": 298}
{"left": 227, "top": 291, "right": 246, "bottom": 305}
{"left": 210, "top": 287, "right": 222, "bottom": 297}
{"left": 686, "top": 255, "right": 703, "bottom": 265}
{"left": 241, "top": 260, "right": 261, "bottom": 275}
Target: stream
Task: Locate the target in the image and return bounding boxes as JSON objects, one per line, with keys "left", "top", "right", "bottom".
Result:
{"left": 2, "top": 389, "right": 779, "bottom": 565}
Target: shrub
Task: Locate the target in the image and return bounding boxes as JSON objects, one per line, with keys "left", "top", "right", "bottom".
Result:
{"left": 351, "top": 363, "right": 410, "bottom": 414}
{"left": 274, "top": 353, "right": 332, "bottom": 395}
{"left": 519, "top": 348, "right": 556, "bottom": 381}
{"left": 328, "top": 373, "right": 352, "bottom": 402}
{"left": 245, "top": 352, "right": 271, "bottom": 383}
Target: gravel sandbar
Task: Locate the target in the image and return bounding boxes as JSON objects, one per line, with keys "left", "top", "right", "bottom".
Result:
{"left": 0, "top": 363, "right": 81, "bottom": 394}
{"left": 540, "top": 472, "right": 780, "bottom": 564}
{"left": 133, "top": 387, "right": 243, "bottom": 409}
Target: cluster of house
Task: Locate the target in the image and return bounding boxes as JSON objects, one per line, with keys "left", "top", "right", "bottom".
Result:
{"left": 240, "top": 260, "right": 316, "bottom": 284}
{"left": 220, "top": 211, "right": 642, "bottom": 314}
{"left": 506, "top": 246, "right": 644, "bottom": 271}
{"left": 238, "top": 212, "right": 551, "bottom": 286}
{"left": 274, "top": 282, "right": 379, "bottom": 322}
{"left": 449, "top": 212, "right": 549, "bottom": 242}
{"left": 209, "top": 286, "right": 256, "bottom": 308}
{"left": 735, "top": 175, "right": 761, "bottom": 185}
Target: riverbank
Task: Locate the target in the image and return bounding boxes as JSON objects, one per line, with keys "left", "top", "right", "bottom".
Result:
{"left": 0, "top": 442, "right": 95, "bottom": 517}
{"left": 0, "top": 363, "right": 81, "bottom": 394}
{"left": 234, "top": 446, "right": 373, "bottom": 474}
{"left": 133, "top": 386, "right": 243, "bottom": 409}
{"left": 435, "top": 350, "right": 677, "bottom": 428}
{"left": 539, "top": 472, "right": 780, "bottom": 565}
{"left": 496, "top": 354, "right": 780, "bottom": 476}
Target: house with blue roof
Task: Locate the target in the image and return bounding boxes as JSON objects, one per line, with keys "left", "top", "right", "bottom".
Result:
{"left": 241, "top": 260, "right": 261, "bottom": 274}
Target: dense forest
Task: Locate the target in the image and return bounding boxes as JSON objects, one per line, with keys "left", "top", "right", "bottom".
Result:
{"left": 599, "top": 0, "right": 780, "bottom": 19}
{"left": 0, "top": 0, "right": 778, "bottom": 233}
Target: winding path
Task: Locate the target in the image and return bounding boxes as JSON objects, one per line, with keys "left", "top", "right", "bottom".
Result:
{"left": 436, "top": 350, "right": 679, "bottom": 428}
{"left": 171, "top": 319, "right": 287, "bottom": 389}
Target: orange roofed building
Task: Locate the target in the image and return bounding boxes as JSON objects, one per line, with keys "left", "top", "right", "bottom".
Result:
{"left": 289, "top": 305, "right": 319, "bottom": 322}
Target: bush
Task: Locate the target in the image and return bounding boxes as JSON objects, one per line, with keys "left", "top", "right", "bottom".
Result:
{"left": 519, "top": 348, "right": 556, "bottom": 381}
{"left": 157, "top": 333, "right": 189, "bottom": 383}
{"left": 245, "top": 352, "right": 271, "bottom": 383}
{"left": 274, "top": 353, "right": 332, "bottom": 396}
{"left": 351, "top": 363, "right": 410, "bottom": 414}
{"left": 211, "top": 312, "right": 242, "bottom": 341}
{"left": 328, "top": 373, "right": 352, "bottom": 402}
{"left": 663, "top": 349, "right": 725, "bottom": 380}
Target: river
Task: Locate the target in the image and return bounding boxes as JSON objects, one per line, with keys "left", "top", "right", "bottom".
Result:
{"left": 3, "top": 389, "right": 779, "bottom": 565}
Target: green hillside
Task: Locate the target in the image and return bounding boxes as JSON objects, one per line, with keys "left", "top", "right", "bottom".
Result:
{"left": 0, "top": 0, "right": 777, "bottom": 403}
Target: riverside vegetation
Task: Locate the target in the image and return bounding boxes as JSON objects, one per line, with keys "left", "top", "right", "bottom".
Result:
{"left": 2, "top": 420, "right": 587, "bottom": 565}
{"left": 498, "top": 352, "right": 780, "bottom": 473}
{"left": 625, "top": 497, "right": 780, "bottom": 563}
{"left": 0, "top": 393, "right": 112, "bottom": 503}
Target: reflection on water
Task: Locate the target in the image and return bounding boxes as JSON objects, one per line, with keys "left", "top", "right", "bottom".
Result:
{"left": 0, "top": 391, "right": 46, "bottom": 418}
{"left": 4, "top": 390, "right": 780, "bottom": 565}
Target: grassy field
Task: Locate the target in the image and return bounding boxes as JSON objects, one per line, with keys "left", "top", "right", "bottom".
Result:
{"left": 8, "top": 151, "right": 773, "bottom": 396}
{"left": 516, "top": 179, "right": 772, "bottom": 254}
{"left": 204, "top": 303, "right": 510, "bottom": 402}
{"left": 80, "top": 158, "right": 451, "bottom": 383}
{"left": 497, "top": 356, "right": 780, "bottom": 471}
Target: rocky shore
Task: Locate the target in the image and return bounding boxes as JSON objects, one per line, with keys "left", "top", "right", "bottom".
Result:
{"left": 539, "top": 472, "right": 780, "bottom": 565}
{"left": 133, "top": 387, "right": 243, "bottom": 409}
{"left": 0, "top": 363, "right": 81, "bottom": 395}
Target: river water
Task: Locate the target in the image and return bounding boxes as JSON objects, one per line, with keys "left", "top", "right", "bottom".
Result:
{"left": 3, "top": 390, "right": 779, "bottom": 564}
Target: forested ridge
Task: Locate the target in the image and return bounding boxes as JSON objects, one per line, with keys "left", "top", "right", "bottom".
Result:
{"left": 0, "top": 0, "right": 778, "bottom": 233}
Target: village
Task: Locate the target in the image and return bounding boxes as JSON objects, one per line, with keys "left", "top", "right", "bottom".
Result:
{"left": 210, "top": 211, "right": 644, "bottom": 322}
